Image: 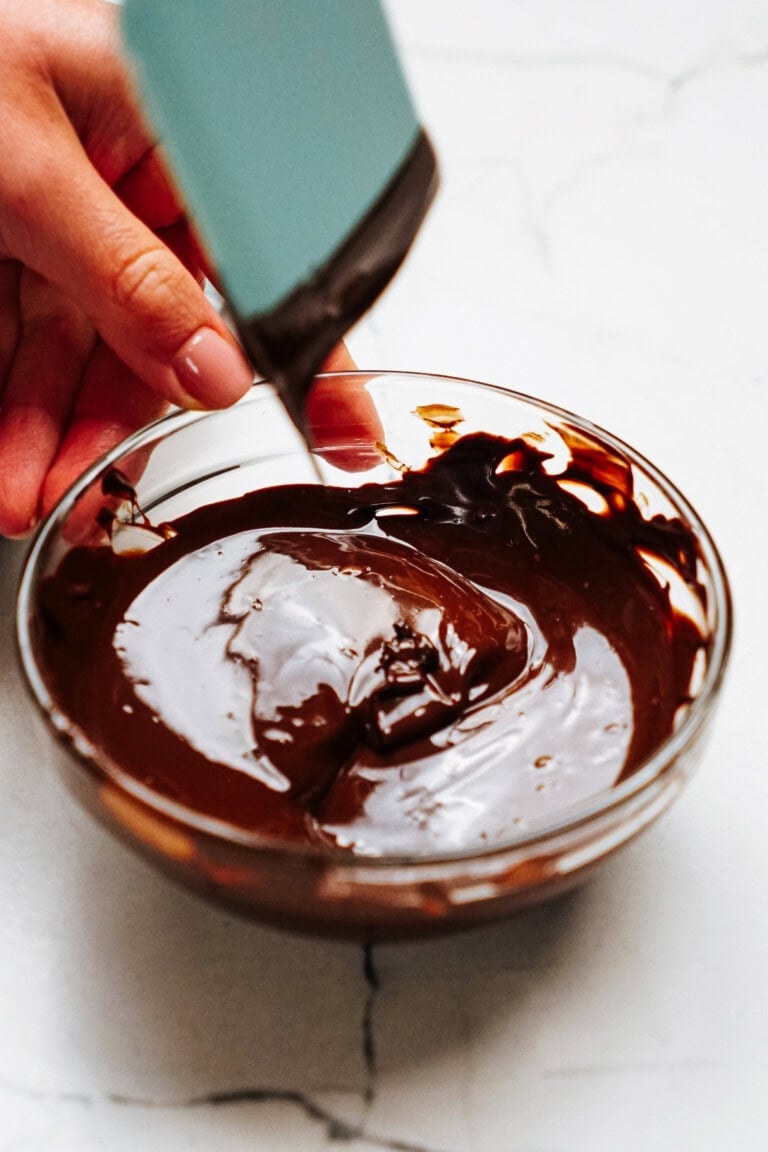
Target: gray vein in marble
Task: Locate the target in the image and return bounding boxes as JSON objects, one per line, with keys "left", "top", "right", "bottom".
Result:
{"left": 502, "top": 158, "right": 552, "bottom": 266}
{"left": 408, "top": 46, "right": 671, "bottom": 82}
{"left": 0, "top": 948, "right": 423, "bottom": 1151}
{"left": 455, "top": 987, "right": 476, "bottom": 1150}
{"left": 739, "top": 46, "right": 768, "bottom": 67}
{"left": 417, "top": 43, "right": 768, "bottom": 266}
{"left": 409, "top": 41, "right": 768, "bottom": 85}
{"left": 362, "top": 939, "right": 381, "bottom": 1105}
{"left": 542, "top": 1058, "right": 766, "bottom": 1079}
{"left": 0, "top": 1076, "right": 455, "bottom": 1152}
{"left": 540, "top": 44, "right": 768, "bottom": 234}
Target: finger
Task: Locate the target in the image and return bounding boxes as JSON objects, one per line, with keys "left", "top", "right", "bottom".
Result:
{"left": 0, "top": 260, "right": 22, "bottom": 388}
{"left": 41, "top": 342, "right": 169, "bottom": 524}
{"left": 320, "top": 343, "right": 357, "bottom": 374}
{"left": 307, "top": 371, "right": 385, "bottom": 474}
{"left": 0, "top": 272, "right": 95, "bottom": 538}
{"left": 115, "top": 145, "right": 184, "bottom": 230}
{"left": 1, "top": 107, "right": 253, "bottom": 411}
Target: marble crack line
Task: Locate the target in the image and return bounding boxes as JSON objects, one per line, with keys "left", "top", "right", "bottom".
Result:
{"left": 444, "top": 42, "right": 768, "bottom": 248}
{"left": 362, "top": 936, "right": 381, "bottom": 1106}
{"left": 670, "top": 43, "right": 768, "bottom": 93}
{"left": 407, "top": 45, "right": 671, "bottom": 83}
{"left": 393, "top": 40, "right": 768, "bottom": 273}
{"left": 409, "top": 41, "right": 768, "bottom": 89}
{"left": 542, "top": 1057, "right": 767, "bottom": 1080}
{"left": 639, "top": 42, "right": 768, "bottom": 125}
{"left": 0, "top": 1076, "right": 456, "bottom": 1152}
{"left": 533, "top": 50, "right": 721, "bottom": 239}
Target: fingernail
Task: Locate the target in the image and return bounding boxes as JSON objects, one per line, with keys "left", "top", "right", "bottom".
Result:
{"left": 174, "top": 327, "right": 253, "bottom": 407}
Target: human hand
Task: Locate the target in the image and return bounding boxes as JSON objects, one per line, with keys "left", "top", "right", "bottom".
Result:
{"left": 0, "top": 0, "right": 254, "bottom": 538}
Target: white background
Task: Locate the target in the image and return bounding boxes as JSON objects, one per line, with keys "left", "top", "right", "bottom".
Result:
{"left": 1, "top": 2, "right": 766, "bottom": 1148}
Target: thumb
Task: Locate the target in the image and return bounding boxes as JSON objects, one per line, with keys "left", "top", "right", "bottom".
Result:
{"left": 4, "top": 110, "right": 253, "bottom": 410}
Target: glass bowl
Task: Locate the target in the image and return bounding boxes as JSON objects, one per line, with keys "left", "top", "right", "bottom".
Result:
{"left": 15, "top": 373, "right": 732, "bottom": 938}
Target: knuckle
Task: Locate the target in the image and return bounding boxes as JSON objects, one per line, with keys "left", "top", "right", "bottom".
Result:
{"left": 109, "top": 245, "right": 174, "bottom": 313}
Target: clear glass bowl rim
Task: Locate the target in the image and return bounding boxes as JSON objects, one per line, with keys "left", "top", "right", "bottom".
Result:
{"left": 15, "top": 371, "right": 733, "bottom": 871}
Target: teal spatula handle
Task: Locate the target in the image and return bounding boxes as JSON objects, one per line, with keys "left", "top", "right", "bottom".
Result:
{"left": 121, "top": 0, "right": 422, "bottom": 319}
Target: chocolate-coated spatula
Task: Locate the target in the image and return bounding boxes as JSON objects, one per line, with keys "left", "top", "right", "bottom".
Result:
{"left": 121, "top": 0, "right": 438, "bottom": 435}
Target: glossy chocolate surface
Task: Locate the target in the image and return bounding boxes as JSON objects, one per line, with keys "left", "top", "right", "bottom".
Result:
{"left": 34, "top": 431, "right": 706, "bottom": 857}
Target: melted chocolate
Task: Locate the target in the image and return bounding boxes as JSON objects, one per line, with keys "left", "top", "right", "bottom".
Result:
{"left": 34, "top": 432, "right": 707, "bottom": 857}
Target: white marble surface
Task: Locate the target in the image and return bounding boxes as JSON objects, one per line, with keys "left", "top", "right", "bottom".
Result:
{"left": 1, "top": 1, "right": 767, "bottom": 1148}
